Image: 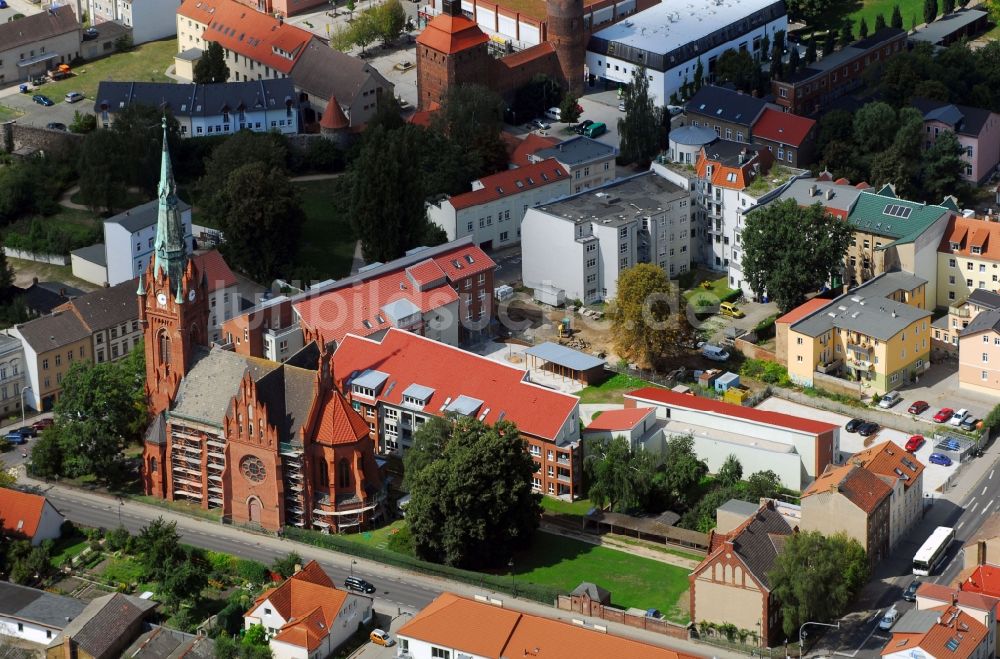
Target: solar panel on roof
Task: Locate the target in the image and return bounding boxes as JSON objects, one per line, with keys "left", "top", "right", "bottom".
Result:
{"left": 946, "top": 639, "right": 960, "bottom": 651}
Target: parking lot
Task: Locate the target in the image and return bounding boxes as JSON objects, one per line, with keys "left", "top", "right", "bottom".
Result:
{"left": 755, "top": 397, "right": 961, "bottom": 493}
{"left": 889, "top": 363, "right": 997, "bottom": 423}
{"left": 0, "top": 88, "right": 86, "bottom": 128}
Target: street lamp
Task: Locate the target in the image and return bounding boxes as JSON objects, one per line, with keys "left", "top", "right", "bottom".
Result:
{"left": 20, "top": 385, "right": 31, "bottom": 425}
{"left": 798, "top": 621, "right": 840, "bottom": 659}
{"left": 350, "top": 559, "right": 357, "bottom": 578}
{"left": 509, "top": 559, "right": 515, "bottom": 594}
{"left": 117, "top": 497, "right": 124, "bottom": 527}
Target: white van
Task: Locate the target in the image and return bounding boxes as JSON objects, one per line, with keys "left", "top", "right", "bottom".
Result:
{"left": 701, "top": 344, "right": 730, "bottom": 362}
{"left": 544, "top": 106, "right": 562, "bottom": 122}
{"left": 879, "top": 607, "right": 899, "bottom": 630}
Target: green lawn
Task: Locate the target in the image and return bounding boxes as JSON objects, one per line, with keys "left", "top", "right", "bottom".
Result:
{"left": 515, "top": 531, "right": 691, "bottom": 622}
{"left": 606, "top": 534, "right": 706, "bottom": 563}
{"left": 129, "top": 494, "right": 222, "bottom": 522}
{"left": 682, "top": 275, "right": 734, "bottom": 302}
{"left": 294, "top": 179, "right": 356, "bottom": 279}
{"left": 338, "top": 519, "right": 407, "bottom": 547}
{"left": 0, "top": 105, "right": 23, "bottom": 122}
{"left": 102, "top": 556, "right": 145, "bottom": 587}
{"left": 847, "top": 0, "right": 923, "bottom": 31}
{"left": 50, "top": 534, "right": 89, "bottom": 568}
{"left": 540, "top": 497, "right": 595, "bottom": 516}
{"left": 578, "top": 372, "right": 661, "bottom": 403}
{"left": 32, "top": 39, "right": 177, "bottom": 104}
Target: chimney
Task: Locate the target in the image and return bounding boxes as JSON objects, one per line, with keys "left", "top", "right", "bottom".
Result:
{"left": 32, "top": 277, "right": 38, "bottom": 285}
{"left": 809, "top": 184, "right": 818, "bottom": 197}
{"left": 979, "top": 540, "right": 987, "bottom": 566}
{"left": 825, "top": 188, "right": 834, "bottom": 200}
{"left": 953, "top": 594, "right": 959, "bottom": 606}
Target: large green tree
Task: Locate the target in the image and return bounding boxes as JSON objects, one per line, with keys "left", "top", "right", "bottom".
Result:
{"left": 659, "top": 434, "right": 708, "bottom": 509}
{"left": 406, "top": 417, "right": 540, "bottom": 569}
{"left": 159, "top": 548, "right": 209, "bottom": 612}
{"left": 134, "top": 518, "right": 184, "bottom": 586}
{"left": 77, "top": 129, "right": 128, "bottom": 214}
{"left": 610, "top": 264, "right": 687, "bottom": 370}
{"left": 769, "top": 531, "right": 868, "bottom": 637}
{"left": 211, "top": 162, "right": 305, "bottom": 283}
{"left": 924, "top": 0, "right": 938, "bottom": 24}
{"left": 714, "top": 49, "right": 759, "bottom": 93}
{"left": 432, "top": 84, "right": 508, "bottom": 179}
{"left": 193, "top": 41, "right": 230, "bottom": 84}
{"left": 741, "top": 199, "right": 853, "bottom": 312}
{"left": 617, "top": 65, "right": 663, "bottom": 167}
{"left": 585, "top": 436, "right": 658, "bottom": 513}
{"left": 891, "top": 4, "right": 904, "bottom": 28}
{"left": 373, "top": 0, "right": 407, "bottom": 46}
{"left": 922, "top": 130, "right": 967, "bottom": 202}
{"left": 785, "top": 0, "right": 834, "bottom": 25}
{"left": 201, "top": 130, "right": 289, "bottom": 195}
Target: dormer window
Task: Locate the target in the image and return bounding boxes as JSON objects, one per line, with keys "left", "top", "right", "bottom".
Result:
{"left": 951, "top": 242, "right": 960, "bottom": 250}
{"left": 972, "top": 246, "right": 982, "bottom": 255}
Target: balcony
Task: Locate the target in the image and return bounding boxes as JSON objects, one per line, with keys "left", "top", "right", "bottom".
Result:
{"left": 815, "top": 359, "right": 842, "bottom": 375}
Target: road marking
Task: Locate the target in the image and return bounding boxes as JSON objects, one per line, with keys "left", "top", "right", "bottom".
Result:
{"left": 982, "top": 500, "right": 994, "bottom": 515}
{"left": 992, "top": 469, "right": 996, "bottom": 480}
{"left": 984, "top": 486, "right": 989, "bottom": 496}
{"left": 958, "top": 521, "right": 966, "bottom": 530}
{"left": 968, "top": 497, "right": 977, "bottom": 506}
{"left": 971, "top": 502, "right": 980, "bottom": 513}
{"left": 833, "top": 612, "right": 886, "bottom": 658}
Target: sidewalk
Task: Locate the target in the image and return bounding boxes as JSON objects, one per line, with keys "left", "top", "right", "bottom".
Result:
{"left": 20, "top": 475, "right": 742, "bottom": 659}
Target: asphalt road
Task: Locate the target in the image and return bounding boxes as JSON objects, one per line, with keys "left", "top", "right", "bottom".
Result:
{"left": 38, "top": 485, "right": 440, "bottom": 614}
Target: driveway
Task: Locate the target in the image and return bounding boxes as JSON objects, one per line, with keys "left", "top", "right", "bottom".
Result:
{"left": 890, "top": 363, "right": 996, "bottom": 423}
{"left": 754, "top": 397, "right": 960, "bottom": 493}
{"left": 2, "top": 89, "right": 84, "bottom": 128}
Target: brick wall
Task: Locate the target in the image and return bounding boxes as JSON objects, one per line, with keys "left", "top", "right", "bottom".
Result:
{"left": 733, "top": 337, "right": 777, "bottom": 363}
{"left": 0, "top": 122, "right": 83, "bottom": 157}
{"left": 555, "top": 595, "right": 690, "bottom": 640}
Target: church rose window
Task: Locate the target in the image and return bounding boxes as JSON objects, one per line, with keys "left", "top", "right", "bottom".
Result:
{"left": 240, "top": 456, "right": 266, "bottom": 483}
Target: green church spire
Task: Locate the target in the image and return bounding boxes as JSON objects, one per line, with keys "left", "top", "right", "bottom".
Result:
{"left": 153, "top": 117, "right": 187, "bottom": 293}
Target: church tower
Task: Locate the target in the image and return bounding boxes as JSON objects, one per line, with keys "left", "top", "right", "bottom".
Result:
{"left": 139, "top": 118, "right": 210, "bottom": 419}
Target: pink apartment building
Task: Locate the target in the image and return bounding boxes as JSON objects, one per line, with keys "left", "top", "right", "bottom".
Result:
{"left": 913, "top": 97, "right": 1000, "bottom": 184}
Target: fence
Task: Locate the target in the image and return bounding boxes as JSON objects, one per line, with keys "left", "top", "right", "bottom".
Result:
{"left": 555, "top": 595, "right": 690, "bottom": 639}
{"left": 734, "top": 337, "right": 778, "bottom": 363}
{"left": 4, "top": 247, "right": 68, "bottom": 265}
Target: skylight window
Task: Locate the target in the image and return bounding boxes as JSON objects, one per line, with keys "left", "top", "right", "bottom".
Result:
{"left": 883, "top": 204, "right": 912, "bottom": 219}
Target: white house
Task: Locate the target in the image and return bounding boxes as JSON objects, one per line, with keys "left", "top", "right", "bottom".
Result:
{"left": 521, "top": 171, "right": 690, "bottom": 303}
{"left": 586, "top": 0, "right": 788, "bottom": 106}
{"left": 0, "top": 582, "right": 85, "bottom": 646}
{"left": 103, "top": 199, "right": 193, "bottom": 286}
{"left": 426, "top": 158, "right": 571, "bottom": 251}
{"left": 87, "top": 0, "right": 181, "bottom": 44}
{"left": 244, "top": 561, "right": 373, "bottom": 659}
{"left": 582, "top": 407, "right": 664, "bottom": 455}
{"left": 526, "top": 136, "right": 618, "bottom": 193}
{"left": 0, "top": 488, "right": 65, "bottom": 546}
{"left": 882, "top": 606, "right": 990, "bottom": 659}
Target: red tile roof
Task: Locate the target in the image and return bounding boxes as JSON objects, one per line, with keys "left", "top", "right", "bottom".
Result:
{"left": 625, "top": 388, "right": 837, "bottom": 435}
{"left": 920, "top": 582, "right": 1000, "bottom": 614}
{"left": 399, "top": 593, "right": 698, "bottom": 659}
{"left": 802, "top": 463, "right": 892, "bottom": 514}
{"left": 851, "top": 440, "right": 924, "bottom": 491}
{"left": 498, "top": 41, "right": 556, "bottom": 68}
{"left": 448, "top": 159, "right": 568, "bottom": 211}
{"left": 416, "top": 13, "right": 489, "bottom": 55}
{"left": 752, "top": 108, "right": 816, "bottom": 148}
{"left": 0, "top": 487, "right": 53, "bottom": 540}
{"left": 319, "top": 96, "right": 349, "bottom": 130}
{"left": 584, "top": 408, "right": 652, "bottom": 432}
{"left": 962, "top": 564, "right": 1000, "bottom": 598}
{"left": 429, "top": 243, "right": 496, "bottom": 280}
{"left": 776, "top": 297, "right": 830, "bottom": 325}
{"left": 509, "top": 132, "right": 560, "bottom": 166}
{"left": 179, "top": 0, "right": 314, "bottom": 74}
{"left": 192, "top": 250, "right": 237, "bottom": 293}
{"left": 939, "top": 216, "right": 1000, "bottom": 261}
{"left": 404, "top": 259, "right": 447, "bottom": 288}
{"left": 334, "top": 329, "right": 579, "bottom": 441}
{"left": 882, "top": 605, "right": 987, "bottom": 659}
{"left": 313, "top": 389, "right": 371, "bottom": 445}
{"left": 249, "top": 561, "right": 348, "bottom": 651}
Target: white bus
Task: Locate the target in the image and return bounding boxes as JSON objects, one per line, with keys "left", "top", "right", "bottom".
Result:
{"left": 913, "top": 526, "right": 955, "bottom": 576}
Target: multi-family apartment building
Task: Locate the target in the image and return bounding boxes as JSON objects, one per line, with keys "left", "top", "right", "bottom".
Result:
{"left": 87, "top": 0, "right": 180, "bottom": 44}
{"left": 656, "top": 141, "right": 805, "bottom": 298}
{"left": 947, "top": 289, "right": 1000, "bottom": 395}
{"left": 526, "top": 136, "right": 618, "bottom": 193}
{"left": 103, "top": 199, "right": 193, "bottom": 286}
{"left": 231, "top": 0, "right": 328, "bottom": 16}
{"left": 0, "top": 336, "right": 27, "bottom": 418}
{"left": 425, "top": 159, "right": 571, "bottom": 250}
{"left": 771, "top": 28, "right": 907, "bottom": 116}
{"left": 521, "top": 171, "right": 690, "bottom": 303}
{"left": 175, "top": 0, "right": 391, "bottom": 128}
{"left": 0, "top": 6, "right": 81, "bottom": 84}
{"left": 844, "top": 185, "right": 954, "bottom": 303}
{"left": 784, "top": 271, "right": 932, "bottom": 395}
{"left": 333, "top": 329, "right": 584, "bottom": 499}
{"left": 937, "top": 215, "right": 1000, "bottom": 308}
{"left": 55, "top": 280, "right": 143, "bottom": 365}
{"left": 94, "top": 80, "right": 300, "bottom": 136}
{"left": 913, "top": 97, "right": 1000, "bottom": 184}
{"left": 10, "top": 311, "right": 93, "bottom": 411}
{"left": 850, "top": 441, "right": 924, "bottom": 550}
{"left": 933, "top": 288, "right": 1000, "bottom": 356}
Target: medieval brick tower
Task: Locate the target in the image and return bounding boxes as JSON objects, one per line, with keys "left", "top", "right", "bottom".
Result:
{"left": 139, "top": 119, "right": 210, "bottom": 498}
{"left": 546, "top": 0, "right": 586, "bottom": 96}
{"left": 415, "top": 0, "right": 491, "bottom": 110}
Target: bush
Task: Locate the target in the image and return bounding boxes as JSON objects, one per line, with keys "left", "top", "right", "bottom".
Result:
{"left": 235, "top": 559, "right": 270, "bottom": 585}
{"left": 300, "top": 138, "right": 344, "bottom": 173}
{"left": 207, "top": 551, "right": 236, "bottom": 577}
{"left": 105, "top": 526, "right": 131, "bottom": 552}
{"left": 216, "top": 602, "right": 245, "bottom": 636}
{"left": 739, "top": 358, "right": 789, "bottom": 386}
{"left": 677, "top": 270, "right": 696, "bottom": 288}
{"left": 386, "top": 525, "right": 414, "bottom": 555}
{"left": 69, "top": 111, "right": 97, "bottom": 134}
{"left": 719, "top": 289, "right": 742, "bottom": 303}
{"left": 4, "top": 218, "right": 102, "bottom": 256}
{"left": 754, "top": 314, "right": 779, "bottom": 339}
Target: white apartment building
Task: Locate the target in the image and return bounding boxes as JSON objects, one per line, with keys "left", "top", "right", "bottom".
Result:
{"left": 104, "top": 199, "right": 193, "bottom": 286}
{"left": 586, "top": 0, "right": 787, "bottom": 106}
{"left": 521, "top": 171, "right": 690, "bottom": 303}
{"left": 87, "top": 0, "right": 180, "bottom": 43}
{"left": 526, "top": 136, "right": 618, "bottom": 193}
{"left": 425, "top": 158, "right": 571, "bottom": 250}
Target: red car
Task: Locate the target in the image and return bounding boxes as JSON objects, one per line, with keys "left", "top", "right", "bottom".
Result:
{"left": 908, "top": 400, "right": 929, "bottom": 415}
{"left": 933, "top": 408, "right": 954, "bottom": 423}
{"left": 905, "top": 435, "right": 925, "bottom": 452}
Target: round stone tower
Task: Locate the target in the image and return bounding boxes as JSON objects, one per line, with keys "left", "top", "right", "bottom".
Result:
{"left": 547, "top": 0, "right": 585, "bottom": 96}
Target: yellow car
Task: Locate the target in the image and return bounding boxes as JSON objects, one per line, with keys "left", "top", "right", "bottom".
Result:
{"left": 370, "top": 629, "right": 395, "bottom": 647}
{"left": 719, "top": 302, "right": 745, "bottom": 318}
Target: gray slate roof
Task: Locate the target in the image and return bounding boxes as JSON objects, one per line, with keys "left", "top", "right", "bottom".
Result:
{"left": 726, "top": 504, "right": 793, "bottom": 589}
{"left": 670, "top": 125, "right": 718, "bottom": 147}
{"left": 532, "top": 136, "right": 617, "bottom": 167}
{"left": 570, "top": 582, "right": 611, "bottom": 602}
{"left": 893, "top": 608, "right": 942, "bottom": 634}
{"left": 65, "top": 278, "right": 139, "bottom": 331}
{"left": 94, "top": 79, "right": 298, "bottom": 119}
{"left": 775, "top": 178, "right": 864, "bottom": 215}
{"left": 170, "top": 348, "right": 280, "bottom": 425}
{"left": 685, "top": 85, "right": 766, "bottom": 128}
{"left": 48, "top": 593, "right": 156, "bottom": 658}
{"left": 911, "top": 96, "right": 995, "bottom": 137}
{"left": 790, "top": 272, "right": 932, "bottom": 341}
{"left": 71, "top": 243, "right": 107, "bottom": 267}
{"left": 290, "top": 39, "right": 391, "bottom": 108}
{"left": 968, "top": 289, "right": 1000, "bottom": 310}
{"left": 524, "top": 342, "right": 605, "bottom": 371}
{"left": 961, "top": 309, "right": 1000, "bottom": 337}
{"left": 909, "top": 8, "right": 988, "bottom": 46}
{"left": 252, "top": 363, "right": 317, "bottom": 443}
{"left": 14, "top": 310, "right": 90, "bottom": 352}
{"left": 105, "top": 199, "right": 191, "bottom": 234}
{"left": 145, "top": 412, "right": 167, "bottom": 446}
{"left": 718, "top": 498, "right": 762, "bottom": 519}
{"left": 0, "top": 6, "right": 79, "bottom": 54}
{"left": 785, "top": 28, "right": 905, "bottom": 85}
{"left": 123, "top": 626, "right": 216, "bottom": 659}
{"left": 0, "top": 581, "right": 87, "bottom": 630}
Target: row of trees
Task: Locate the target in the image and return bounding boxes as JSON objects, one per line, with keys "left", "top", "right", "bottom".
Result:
{"left": 331, "top": 0, "right": 409, "bottom": 55}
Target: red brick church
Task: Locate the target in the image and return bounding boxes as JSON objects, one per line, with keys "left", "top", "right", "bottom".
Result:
{"left": 139, "top": 121, "right": 384, "bottom": 533}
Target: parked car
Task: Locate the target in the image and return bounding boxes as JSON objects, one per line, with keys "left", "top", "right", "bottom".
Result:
{"left": 933, "top": 407, "right": 954, "bottom": 423}
{"left": 618, "top": 101, "right": 626, "bottom": 111}
{"left": 719, "top": 302, "right": 745, "bottom": 318}
{"left": 574, "top": 119, "right": 594, "bottom": 134}
{"left": 369, "top": 629, "right": 394, "bottom": 646}
{"left": 902, "top": 580, "right": 920, "bottom": 602}
{"left": 879, "top": 607, "right": 899, "bottom": 630}
{"left": 46, "top": 122, "right": 67, "bottom": 131}
{"left": 344, "top": 577, "right": 376, "bottom": 594}
{"left": 905, "top": 435, "right": 925, "bottom": 452}
{"left": 701, "top": 344, "right": 729, "bottom": 362}
{"left": 0, "top": 1, "right": 9, "bottom": 8}
{"left": 845, "top": 418, "right": 865, "bottom": 433}
{"left": 64, "top": 91, "right": 84, "bottom": 103}
{"left": 528, "top": 118, "right": 550, "bottom": 131}
{"left": 543, "top": 106, "right": 562, "bottom": 122}
{"left": 17, "top": 426, "right": 36, "bottom": 438}
{"left": 83, "top": 27, "right": 99, "bottom": 40}
{"left": 858, "top": 422, "right": 880, "bottom": 437}
{"left": 4, "top": 431, "right": 25, "bottom": 445}
{"left": 878, "top": 391, "right": 901, "bottom": 408}
{"left": 32, "top": 418, "right": 53, "bottom": 432}
{"left": 929, "top": 453, "right": 953, "bottom": 466}
{"left": 960, "top": 417, "right": 979, "bottom": 432}
{"left": 666, "top": 105, "right": 683, "bottom": 116}
{"left": 32, "top": 94, "right": 54, "bottom": 107}
{"left": 950, "top": 408, "right": 969, "bottom": 426}
{"left": 908, "top": 400, "right": 929, "bottom": 415}
{"left": 583, "top": 122, "right": 607, "bottom": 138}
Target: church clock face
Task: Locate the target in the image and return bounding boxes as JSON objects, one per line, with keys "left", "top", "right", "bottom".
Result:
{"left": 156, "top": 292, "right": 167, "bottom": 307}
{"left": 240, "top": 455, "right": 267, "bottom": 483}
{"left": 188, "top": 289, "right": 197, "bottom": 302}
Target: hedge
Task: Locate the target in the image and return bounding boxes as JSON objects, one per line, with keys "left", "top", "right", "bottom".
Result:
{"left": 283, "top": 527, "right": 562, "bottom": 604}
{"left": 719, "top": 289, "right": 741, "bottom": 303}
{"left": 754, "top": 314, "right": 779, "bottom": 340}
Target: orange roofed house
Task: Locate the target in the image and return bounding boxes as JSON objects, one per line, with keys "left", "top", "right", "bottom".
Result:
{"left": 333, "top": 328, "right": 584, "bottom": 499}
{"left": 689, "top": 500, "right": 794, "bottom": 648}
{"left": 244, "top": 561, "right": 373, "bottom": 659}
{"left": 0, "top": 487, "right": 65, "bottom": 546}
{"left": 396, "top": 592, "right": 703, "bottom": 659}
{"left": 881, "top": 605, "right": 991, "bottom": 659}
